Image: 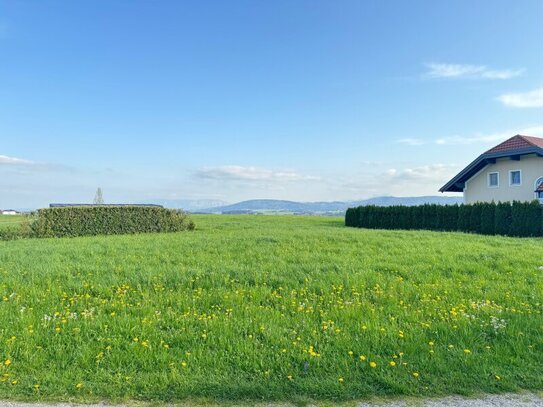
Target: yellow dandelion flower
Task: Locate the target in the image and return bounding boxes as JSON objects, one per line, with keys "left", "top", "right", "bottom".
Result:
{"left": 464, "top": 349, "right": 471, "bottom": 354}
{"left": 11, "top": 380, "right": 17, "bottom": 385}
{"left": 338, "top": 377, "right": 344, "bottom": 383}
{"left": 369, "top": 361, "right": 377, "bottom": 368}
{"left": 4, "top": 359, "right": 11, "bottom": 366}
{"left": 359, "top": 355, "right": 366, "bottom": 361}
{"left": 428, "top": 341, "right": 434, "bottom": 346}
{"left": 413, "top": 372, "right": 419, "bottom": 378}
{"left": 287, "top": 374, "right": 293, "bottom": 380}
{"left": 389, "top": 361, "right": 396, "bottom": 367}
{"left": 75, "top": 383, "right": 83, "bottom": 389}
{"left": 348, "top": 351, "right": 353, "bottom": 356}
{"left": 181, "top": 361, "right": 187, "bottom": 367}
{"left": 495, "top": 375, "right": 501, "bottom": 381}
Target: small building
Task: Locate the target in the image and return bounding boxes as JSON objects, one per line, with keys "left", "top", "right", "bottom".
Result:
{"left": 440, "top": 134, "right": 543, "bottom": 204}
{"left": 1, "top": 210, "right": 19, "bottom": 215}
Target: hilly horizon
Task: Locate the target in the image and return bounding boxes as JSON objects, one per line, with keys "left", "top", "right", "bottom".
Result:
{"left": 191, "top": 195, "right": 463, "bottom": 215}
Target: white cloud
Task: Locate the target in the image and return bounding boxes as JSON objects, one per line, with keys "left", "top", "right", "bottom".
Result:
{"left": 337, "top": 163, "right": 462, "bottom": 199}
{"left": 498, "top": 87, "right": 543, "bottom": 108}
{"left": 397, "top": 125, "right": 543, "bottom": 146}
{"left": 0, "top": 155, "right": 34, "bottom": 166}
{"left": 0, "top": 154, "right": 70, "bottom": 173}
{"left": 384, "top": 164, "right": 459, "bottom": 182}
{"left": 424, "top": 63, "right": 523, "bottom": 80}
{"left": 194, "top": 165, "right": 320, "bottom": 183}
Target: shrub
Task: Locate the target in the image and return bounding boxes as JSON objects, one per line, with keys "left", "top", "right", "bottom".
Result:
{"left": 0, "top": 219, "right": 32, "bottom": 241}
{"left": 29, "top": 206, "right": 195, "bottom": 238}
{"left": 480, "top": 203, "right": 496, "bottom": 235}
{"left": 345, "top": 201, "right": 543, "bottom": 237}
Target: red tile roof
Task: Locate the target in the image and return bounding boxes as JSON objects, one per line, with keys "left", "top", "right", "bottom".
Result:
{"left": 486, "top": 134, "right": 543, "bottom": 154}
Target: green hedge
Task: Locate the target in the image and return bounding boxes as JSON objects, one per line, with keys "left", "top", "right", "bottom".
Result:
{"left": 31, "top": 206, "right": 195, "bottom": 238}
{"left": 345, "top": 201, "right": 543, "bottom": 237}
{"left": 0, "top": 206, "right": 195, "bottom": 240}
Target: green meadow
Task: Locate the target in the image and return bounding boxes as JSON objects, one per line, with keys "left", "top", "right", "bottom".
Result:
{"left": 0, "top": 214, "right": 542, "bottom": 403}
{"left": 0, "top": 215, "right": 26, "bottom": 229}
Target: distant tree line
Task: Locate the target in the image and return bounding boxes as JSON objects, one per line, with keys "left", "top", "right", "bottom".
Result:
{"left": 345, "top": 201, "right": 543, "bottom": 237}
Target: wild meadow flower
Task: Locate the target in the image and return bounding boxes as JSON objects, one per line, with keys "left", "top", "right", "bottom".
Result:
{"left": 369, "top": 361, "right": 377, "bottom": 368}
{"left": 413, "top": 372, "right": 420, "bottom": 378}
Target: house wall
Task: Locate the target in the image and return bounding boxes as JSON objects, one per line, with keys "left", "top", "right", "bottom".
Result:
{"left": 464, "top": 154, "right": 543, "bottom": 204}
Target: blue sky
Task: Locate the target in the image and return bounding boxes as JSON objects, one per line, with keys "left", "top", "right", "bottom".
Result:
{"left": 2, "top": 1, "right": 543, "bottom": 208}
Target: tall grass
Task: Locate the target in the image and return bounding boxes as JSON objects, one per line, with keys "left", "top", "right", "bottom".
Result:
{"left": 0, "top": 215, "right": 541, "bottom": 402}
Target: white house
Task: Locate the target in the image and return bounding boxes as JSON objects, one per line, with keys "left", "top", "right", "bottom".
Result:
{"left": 440, "top": 134, "right": 543, "bottom": 204}
{"left": 1, "top": 210, "right": 19, "bottom": 215}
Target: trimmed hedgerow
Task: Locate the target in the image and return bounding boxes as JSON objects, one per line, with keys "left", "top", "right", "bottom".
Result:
{"left": 29, "top": 206, "right": 195, "bottom": 238}
{"left": 345, "top": 201, "right": 543, "bottom": 237}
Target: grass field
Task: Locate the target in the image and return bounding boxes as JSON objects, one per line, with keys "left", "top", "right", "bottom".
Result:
{"left": 0, "top": 215, "right": 542, "bottom": 403}
{"left": 0, "top": 215, "right": 26, "bottom": 229}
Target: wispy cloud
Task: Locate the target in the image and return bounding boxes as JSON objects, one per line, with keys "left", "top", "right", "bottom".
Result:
{"left": 384, "top": 164, "right": 459, "bottom": 181}
{"left": 337, "top": 163, "right": 461, "bottom": 198}
{"left": 0, "top": 154, "right": 70, "bottom": 173}
{"left": 424, "top": 63, "right": 523, "bottom": 80}
{"left": 397, "top": 125, "right": 543, "bottom": 146}
{"left": 0, "top": 155, "right": 35, "bottom": 166}
{"left": 194, "top": 165, "right": 320, "bottom": 183}
{"left": 498, "top": 87, "right": 543, "bottom": 108}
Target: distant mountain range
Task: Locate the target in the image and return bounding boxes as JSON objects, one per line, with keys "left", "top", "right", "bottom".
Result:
{"left": 191, "top": 196, "right": 463, "bottom": 215}
{"left": 138, "top": 199, "right": 229, "bottom": 211}
{"left": 10, "top": 196, "right": 462, "bottom": 214}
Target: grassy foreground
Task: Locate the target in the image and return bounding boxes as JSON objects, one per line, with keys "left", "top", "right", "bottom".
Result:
{"left": 0, "top": 215, "right": 542, "bottom": 402}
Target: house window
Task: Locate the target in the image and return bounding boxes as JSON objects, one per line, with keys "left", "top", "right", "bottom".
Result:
{"left": 509, "top": 170, "right": 521, "bottom": 186}
{"left": 488, "top": 172, "right": 499, "bottom": 187}
{"left": 535, "top": 177, "right": 543, "bottom": 199}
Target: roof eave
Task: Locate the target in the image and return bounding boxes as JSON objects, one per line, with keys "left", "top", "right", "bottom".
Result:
{"left": 439, "top": 147, "right": 543, "bottom": 193}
